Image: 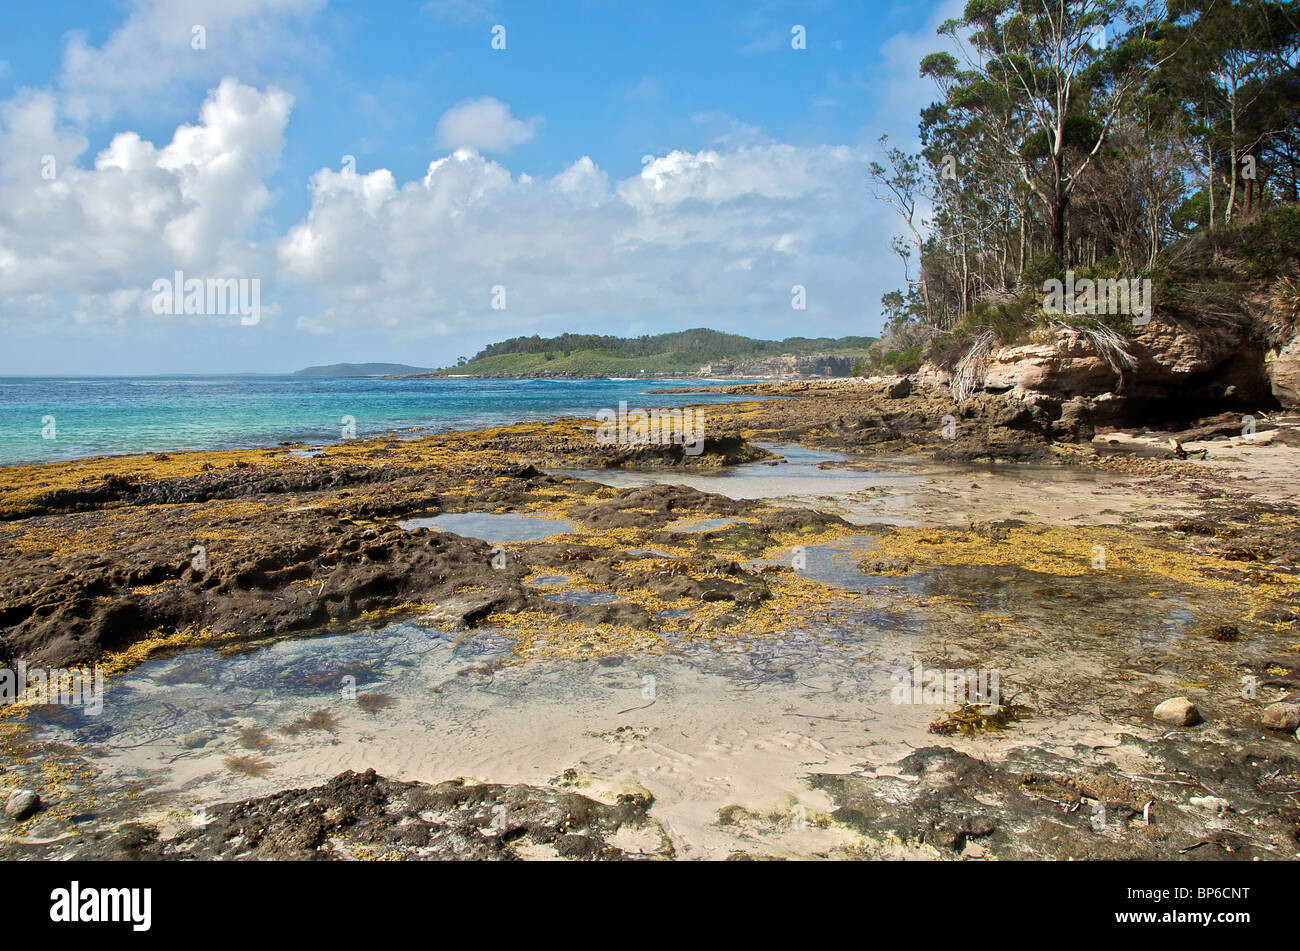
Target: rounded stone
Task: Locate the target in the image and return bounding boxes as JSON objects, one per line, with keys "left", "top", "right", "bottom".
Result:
{"left": 1262, "top": 702, "right": 1300, "bottom": 732}
{"left": 1153, "top": 697, "right": 1202, "bottom": 727}
{"left": 4, "top": 789, "right": 40, "bottom": 821}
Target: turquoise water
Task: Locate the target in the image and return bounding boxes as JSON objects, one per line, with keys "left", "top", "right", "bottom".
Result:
{"left": 0, "top": 376, "right": 756, "bottom": 466}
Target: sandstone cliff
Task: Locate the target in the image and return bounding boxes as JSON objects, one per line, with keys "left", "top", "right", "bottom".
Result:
{"left": 921, "top": 296, "right": 1298, "bottom": 421}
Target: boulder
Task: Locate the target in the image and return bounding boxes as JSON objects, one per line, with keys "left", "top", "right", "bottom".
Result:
{"left": 937, "top": 310, "right": 1274, "bottom": 418}
{"left": 4, "top": 789, "right": 39, "bottom": 821}
{"left": 886, "top": 376, "right": 912, "bottom": 399}
{"left": 1261, "top": 701, "right": 1300, "bottom": 732}
{"left": 1129, "top": 314, "right": 1252, "bottom": 382}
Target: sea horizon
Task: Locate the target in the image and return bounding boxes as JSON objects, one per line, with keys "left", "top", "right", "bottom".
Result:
{"left": 0, "top": 375, "right": 758, "bottom": 467}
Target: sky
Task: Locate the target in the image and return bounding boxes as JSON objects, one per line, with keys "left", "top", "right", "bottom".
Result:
{"left": 0, "top": 0, "right": 963, "bottom": 374}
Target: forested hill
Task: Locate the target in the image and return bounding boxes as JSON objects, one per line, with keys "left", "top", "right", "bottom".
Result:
{"left": 418, "top": 329, "right": 877, "bottom": 377}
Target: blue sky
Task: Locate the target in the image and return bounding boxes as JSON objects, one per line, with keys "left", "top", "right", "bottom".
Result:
{"left": 0, "top": 0, "right": 960, "bottom": 374}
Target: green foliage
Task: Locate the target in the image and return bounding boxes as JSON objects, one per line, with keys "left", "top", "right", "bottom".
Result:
{"left": 887, "top": 0, "right": 1300, "bottom": 338}
{"left": 962, "top": 293, "right": 1041, "bottom": 344}
{"left": 1021, "top": 253, "right": 1064, "bottom": 288}
{"left": 436, "top": 330, "right": 878, "bottom": 377}
{"left": 469, "top": 329, "right": 876, "bottom": 364}
{"left": 1235, "top": 205, "right": 1300, "bottom": 277}
{"left": 853, "top": 346, "right": 924, "bottom": 376}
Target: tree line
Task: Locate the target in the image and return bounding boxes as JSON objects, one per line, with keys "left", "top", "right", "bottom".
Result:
{"left": 469, "top": 329, "right": 877, "bottom": 363}
{"left": 871, "top": 0, "right": 1300, "bottom": 342}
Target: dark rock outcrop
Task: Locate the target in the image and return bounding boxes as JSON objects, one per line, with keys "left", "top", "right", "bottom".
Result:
{"left": 58, "top": 769, "right": 665, "bottom": 861}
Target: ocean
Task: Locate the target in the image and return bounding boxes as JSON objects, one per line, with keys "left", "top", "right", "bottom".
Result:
{"left": 0, "top": 376, "right": 757, "bottom": 466}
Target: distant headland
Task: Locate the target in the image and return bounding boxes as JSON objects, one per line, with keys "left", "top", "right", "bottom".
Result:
{"left": 293, "top": 363, "right": 435, "bottom": 377}
{"left": 308, "top": 329, "right": 879, "bottom": 380}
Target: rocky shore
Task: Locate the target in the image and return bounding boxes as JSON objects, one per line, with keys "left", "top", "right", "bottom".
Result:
{"left": 41, "top": 769, "right": 665, "bottom": 861}
{"left": 1, "top": 379, "right": 1298, "bottom": 860}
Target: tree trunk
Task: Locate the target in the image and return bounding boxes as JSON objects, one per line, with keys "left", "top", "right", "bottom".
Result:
{"left": 1226, "top": 75, "right": 1238, "bottom": 226}
{"left": 1018, "top": 213, "right": 1026, "bottom": 280}
{"left": 1051, "top": 194, "right": 1068, "bottom": 266}
{"left": 1205, "top": 105, "right": 1216, "bottom": 229}
{"left": 1050, "top": 139, "right": 1069, "bottom": 266}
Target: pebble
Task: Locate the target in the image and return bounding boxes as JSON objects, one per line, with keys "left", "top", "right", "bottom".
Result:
{"left": 4, "top": 789, "right": 40, "bottom": 821}
{"left": 1154, "top": 697, "right": 1202, "bottom": 726}
{"left": 1189, "top": 795, "right": 1229, "bottom": 814}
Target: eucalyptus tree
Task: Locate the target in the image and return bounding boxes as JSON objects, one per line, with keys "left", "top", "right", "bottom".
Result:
{"left": 868, "top": 136, "right": 936, "bottom": 324}
{"left": 921, "top": 0, "right": 1165, "bottom": 268}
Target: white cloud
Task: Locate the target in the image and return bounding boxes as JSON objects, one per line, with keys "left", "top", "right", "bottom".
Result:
{"left": 0, "top": 0, "right": 963, "bottom": 363}
{"left": 274, "top": 142, "right": 888, "bottom": 342}
{"left": 0, "top": 89, "right": 88, "bottom": 185}
{"left": 434, "top": 97, "right": 540, "bottom": 154}
{"left": 0, "top": 78, "right": 292, "bottom": 324}
{"left": 57, "top": 0, "right": 323, "bottom": 122}
{"left": 1, "top": 81, "right": 894, "bottom": 348}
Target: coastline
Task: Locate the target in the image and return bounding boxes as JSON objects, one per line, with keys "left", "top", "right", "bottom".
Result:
{"left": 2, "top": 380, "right": 1299, "bottom": 860}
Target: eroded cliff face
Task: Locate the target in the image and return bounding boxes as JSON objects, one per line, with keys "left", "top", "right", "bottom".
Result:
{"left": 980, "top": 331, "right": 1114, "bottom": 399}
{"left": 924, "top": 306, "right": 1294, "bottom": 422}
{"left": 1128, "top": 310, "right": 1274, "bottom": 407}
{"left": 1267, "top": 335, "right": 1300, "bottom": 407}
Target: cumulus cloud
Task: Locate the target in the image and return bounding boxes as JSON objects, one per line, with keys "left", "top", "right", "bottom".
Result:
{"left": 0, "top": 0, "right": 961, "bottom": 364}
{"left": 0, "top": 78, "right": 292, "bottom": 324}
{"left": 274, "top": 142, "right": 886, "bottom": 342}
{"left": 434, "top": 97, "right": 540, "bottom": 154}
{"left": 0, "top": 89, "right": 88, "bottom": 185}
{"left": 1, "top": 77, "right": 892, "bottom": 348}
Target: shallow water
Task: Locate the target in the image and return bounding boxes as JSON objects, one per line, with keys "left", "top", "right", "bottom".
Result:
{"left": 399, "top": 511, "right": 577, "bottom": 542}
{"left": 770, "top": 536, "right": 1197, "bottom": 652}
{"left": 562, "top": 442, "right": 1162, "bottom": 528}
{"left": 0, "top": 444, "right": 1243, "bottom": 857}
{"left": 7, "top": 603, "right": 915, "bottom": 838}
{"left": 541, "top": 588, "right": 624, "bottom": 605}
{"left": 666, "top": 517, "right": 750, "bottom": 533}
{"left": 3, "top": 521, "right": 1222, "bottom": 852}
{"left": 562, "top": 443, "right": 925, "bottom": 506}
